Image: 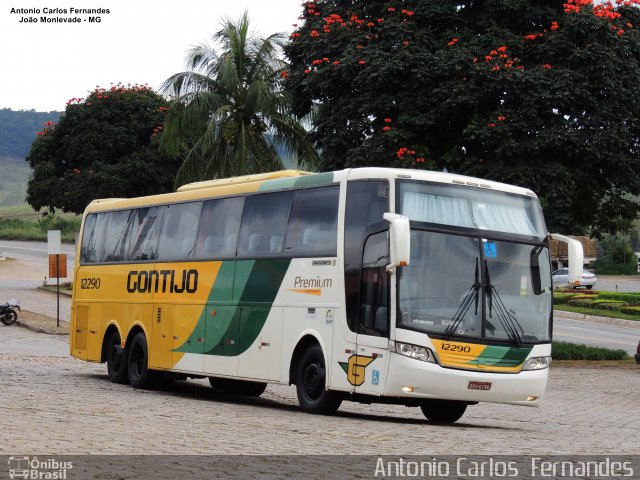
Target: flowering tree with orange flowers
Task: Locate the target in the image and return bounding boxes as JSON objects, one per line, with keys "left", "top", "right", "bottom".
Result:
{"left": 285, "top": 0, "right": 640, "bottom": 235}
{"left": 26, "top": 83, "right": 181, "bottom": 214}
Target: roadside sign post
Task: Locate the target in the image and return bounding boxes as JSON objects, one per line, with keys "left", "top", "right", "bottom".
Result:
{"left": 47, "top": 230, "right": 65, "bottom": 327}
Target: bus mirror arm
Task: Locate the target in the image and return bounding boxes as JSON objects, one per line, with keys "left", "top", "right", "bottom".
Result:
{"left": 549, "top": 234, "right": 584, "bottom": 286}
{"left": 384, "top": 213, "right": 411, "bottom": 272}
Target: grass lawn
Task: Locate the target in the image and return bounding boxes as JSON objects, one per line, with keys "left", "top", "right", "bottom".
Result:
{"left": 554, "top": 303, "right": 640, "bottom": 321}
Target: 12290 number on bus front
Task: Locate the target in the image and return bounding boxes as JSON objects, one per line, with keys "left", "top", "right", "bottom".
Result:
{"left": 440, "top": 343, "right": 471, "bottom": 353}
{"left": 80, "top": 277, "right": 101, "bottom": 290}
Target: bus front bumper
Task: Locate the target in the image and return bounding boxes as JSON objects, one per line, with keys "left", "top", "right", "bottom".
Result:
{"left": 383, "top": 353, "right": 549, "bottom": 406}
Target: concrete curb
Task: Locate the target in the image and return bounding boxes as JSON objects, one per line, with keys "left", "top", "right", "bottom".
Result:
{"left": 554, "top": 309, "right": 640, "bottom": 330}
{"left": 36, "top": 286, "right": 73, "bottom": 297}
{"left": 16, "top": 319, "right": 68, "bottom": 335}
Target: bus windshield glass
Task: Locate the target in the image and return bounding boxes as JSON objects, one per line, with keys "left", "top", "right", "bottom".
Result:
{"left": 397, "top": 181, "right": 552, "bottom": 344}
{"left": 397, "top": 181, "right": 547, "bottom": 240}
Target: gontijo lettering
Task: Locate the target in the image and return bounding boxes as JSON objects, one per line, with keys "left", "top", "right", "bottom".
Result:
{"left": 127, "top": 269, "right": 198, "bottom": 294}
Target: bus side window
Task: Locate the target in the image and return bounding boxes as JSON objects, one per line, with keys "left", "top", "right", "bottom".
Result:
{"left": 156, "top": 202, "right": 203, "bottom": 261}
{"left": 129, "top": 206, "right": 163, "bottom": 261}
{"left": 102, "top": 210, "right": 133, "bottom": 262}
{"left": 358, "top": 231, "right": 390, "bottom": 336}
{"left": 237, "top": 192, "right": 292, "bottom": 257}
{"left": 194, "top": 197, "right": 244, "bottom": 259}
{"left": 80, "top": 214, "right": 97, "bottom": 263}
{"left": 285, "top": 186, "right": 339, "bottom": 256}
{"left": 82, "top": 213, "right": 109, "bottom": 263}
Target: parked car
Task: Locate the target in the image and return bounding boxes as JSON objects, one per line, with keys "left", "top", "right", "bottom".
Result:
{"left": 635, "top": 340, "right": 640, "bottom": 365}
{"left": 552, "top": 268, "right": 597, "bottom": 289}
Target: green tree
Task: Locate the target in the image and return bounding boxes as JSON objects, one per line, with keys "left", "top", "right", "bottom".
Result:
{"left": 285, "top": 0, "right": 640, "bottom": 235}
{"left": 26, "top": 84, "right": 181, "bottom": 214}
{"left": 161, "top": 12, "right": 319, "bottom": 187}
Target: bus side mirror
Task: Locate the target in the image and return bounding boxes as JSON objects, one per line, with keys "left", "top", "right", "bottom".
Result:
{"left": 549, "top": 234, "right": 584, "bottom": 286}
{"left": 384, "top": 213, "right": 410, "bottom": 271}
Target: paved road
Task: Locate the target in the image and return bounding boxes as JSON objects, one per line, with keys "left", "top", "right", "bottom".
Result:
{"left": 0, "top": 240, "right": 75, "bottom": 284}
{"left": 553, "top": 316, "right": 639, "bottom": 355}
{"left": 594, "top": 276, "right": 640, "bottom": 293}
{"left": 1, "top": 326, "right": 638, "bottom": 459}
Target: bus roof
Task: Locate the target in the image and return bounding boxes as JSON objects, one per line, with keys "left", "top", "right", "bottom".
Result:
{"left": 176, "top": 170, "right": 313, "bottom": 192}
{"left": 83, "top": 167, "right": 537, "bottom": 214}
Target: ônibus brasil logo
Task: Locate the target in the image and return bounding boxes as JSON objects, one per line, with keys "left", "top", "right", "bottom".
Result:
{"left": 8, "top": 457, "right": 72, "bottom": 479}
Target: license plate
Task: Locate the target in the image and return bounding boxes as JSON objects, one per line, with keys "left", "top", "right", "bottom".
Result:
{"left": 468, "top": 381, "right": 492, "bottom": 391}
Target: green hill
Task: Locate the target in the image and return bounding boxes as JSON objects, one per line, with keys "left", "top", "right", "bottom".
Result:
{"left": 0, "top": 156, "right": 31, "bottom": 208}
{"left": 0, "top": 108, "right": 62, "bottom": 209}
{"left": 0, "top": 108, "right": 62, "bottom": 158}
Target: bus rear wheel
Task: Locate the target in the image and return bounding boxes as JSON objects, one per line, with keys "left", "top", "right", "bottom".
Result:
{"left": 420, "top": 399, "right": 467, "bottom": 423}
{"left": 106, "top": 330, "right": 128, "bottom": 384}
{"left": 295, "top": 344, "right": 342, "bottom": 414}
{"left": 127, "top": 332, "right": 158, "bottom": 389}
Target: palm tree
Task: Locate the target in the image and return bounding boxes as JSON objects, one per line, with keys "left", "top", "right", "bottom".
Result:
{"left": 161, "top": 12, "right": 319, "bottom": 187}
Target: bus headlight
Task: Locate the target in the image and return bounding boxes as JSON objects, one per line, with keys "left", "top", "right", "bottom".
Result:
{"left": 395, "top": 342, "right": 436, "bottom": 363}
{"left": 522, "top": 356, "right": 551, "bottom": 371}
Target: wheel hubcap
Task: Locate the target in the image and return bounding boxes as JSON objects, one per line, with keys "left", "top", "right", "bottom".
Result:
{"left": 303, "top": 361, "right": 324, "bottom": 400}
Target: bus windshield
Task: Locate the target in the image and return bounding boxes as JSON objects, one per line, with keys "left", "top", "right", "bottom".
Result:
{"left": 397, "top": 180, "right": 547, "bottom": 240}
{"left": 396, "top": 181, "right": 552, "bottom": 344}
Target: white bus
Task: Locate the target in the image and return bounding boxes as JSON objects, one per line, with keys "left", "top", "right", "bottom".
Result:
{"left": 70, "top": 168, "right": 582, "bottom": 423}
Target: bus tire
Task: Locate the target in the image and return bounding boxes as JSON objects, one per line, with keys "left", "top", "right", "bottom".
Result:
{"left": 127, "top": 332, "right": 158, "bottom": 389}
{"left": 209, "top": 377, "right": 267, "bottom": 396}
{"left": 106, "top": 330, "right": 128, "bottom": 384}
{"left": 295, "top": 344, "right": 342, "bottom": 414}
{"left": 420, "top": 400, "right": 467, "bottom": 423}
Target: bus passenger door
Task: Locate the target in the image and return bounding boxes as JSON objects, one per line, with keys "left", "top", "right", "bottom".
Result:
{"left": 354, "top": 231, "right": 390, "bottom": 396}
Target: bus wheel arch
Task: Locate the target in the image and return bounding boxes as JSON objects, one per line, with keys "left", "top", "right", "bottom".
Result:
{"left": 102, "top": 324, "right": 128, "bottom": 384}
{"left": 292, "top": 339, "right": 342, "bottom": 415}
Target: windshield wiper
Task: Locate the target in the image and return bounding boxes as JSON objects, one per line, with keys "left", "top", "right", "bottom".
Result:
{"left": 485, "top": 260, "right": 524, "bottom": 347}
{"left": 445, "top": 258, "right": 481, "bottom": 339}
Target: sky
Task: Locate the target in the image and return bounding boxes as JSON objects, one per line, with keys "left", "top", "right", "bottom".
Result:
{"left": 0, "top": 0, "right": 303, "bottom": 112}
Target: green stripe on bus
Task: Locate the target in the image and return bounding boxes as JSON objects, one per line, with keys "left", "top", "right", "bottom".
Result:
{"left": 175, "top": 258, "right": 291, "bottom": 356}
{"left": 259, "top": 172, "right": 334, "bottom": 191}
{"left": 472, "top": 345, "right": 532, "bottom": 367}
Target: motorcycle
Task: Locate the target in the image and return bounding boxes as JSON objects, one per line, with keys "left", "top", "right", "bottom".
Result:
{"left": 0, "top": 299, "right": 20, "bottom": 326}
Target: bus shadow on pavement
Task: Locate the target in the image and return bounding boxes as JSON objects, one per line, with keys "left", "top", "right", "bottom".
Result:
{"left": 82, "top": 372, "right": 518, "bottom": 428}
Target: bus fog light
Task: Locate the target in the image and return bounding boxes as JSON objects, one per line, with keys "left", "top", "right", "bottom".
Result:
{"left": 522, "top": 356, "right": 551, "bottom": 371}
{"left": 402, "top": 386, "right": 415, "bottom": 393}
{"left": 395, "top": 342, "right": 436, "bottom": 363}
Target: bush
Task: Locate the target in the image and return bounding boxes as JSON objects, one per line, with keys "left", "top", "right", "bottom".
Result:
{"left": 0, "top": 214, "right": 79, "bottom": 242}
{"left": 591, "top": 300, "right": 626, "bottom": 311}
{"left": 598, "top": 292, "right": 640, "bottom": 306}
{"left": 552, "top": 341, "right": 629, "bottom": 361}
{"left": 619, "top": 306, "right": 640, "bottom": 316}
{"left": 553, "top": 293, "right": 578, "bottom": 304}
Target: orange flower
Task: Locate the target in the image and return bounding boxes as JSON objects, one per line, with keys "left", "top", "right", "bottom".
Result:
{"left": 358, "top": 60, "right": 366, "bottom": 65}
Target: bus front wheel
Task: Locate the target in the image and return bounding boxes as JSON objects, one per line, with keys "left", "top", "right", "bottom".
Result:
{"left": 106, "top": 330, "right": 128, "bottom": 384}
{"left": 420, "top": 399, "right": 467, "bottom": 423}
{"left": 295, "top": 344, "right": 342, "bottom": 414}
{"left": 127, "top": 332, "right": 158, "bottom": 389}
